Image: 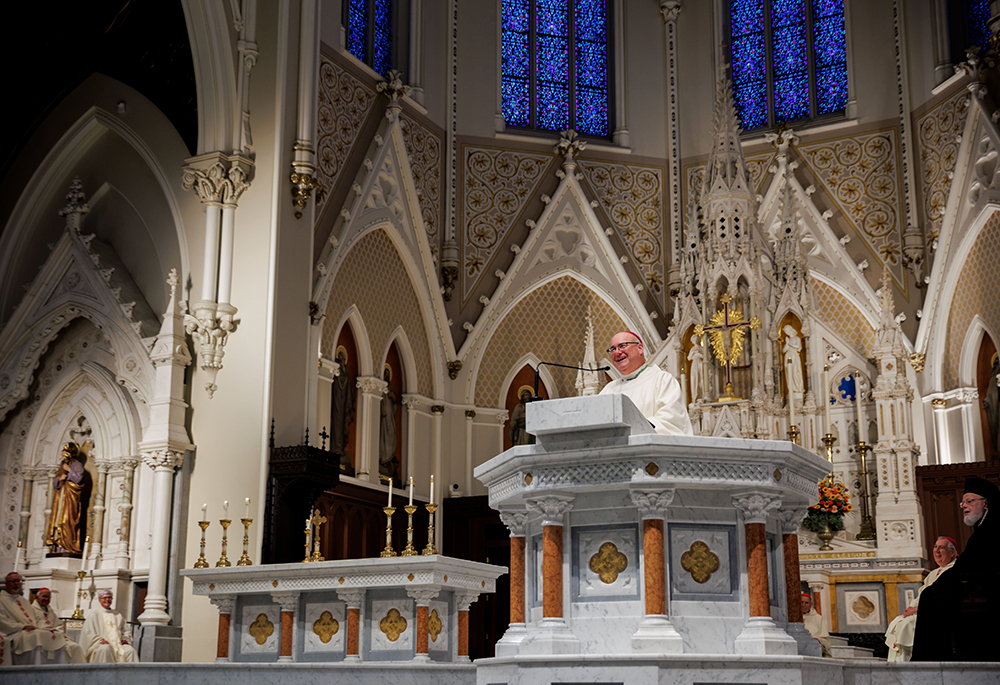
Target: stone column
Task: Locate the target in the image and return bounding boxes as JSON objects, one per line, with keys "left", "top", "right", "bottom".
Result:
{"left": 660, "top": 0, "right": 681, "bottom": 293}
{"left": 407, "top": 587, "right": 439, "bottom": 661}
{"left": 17, "top": 468, "right": 35, "bottom": 561}
{"left": 210, "top": 595, "right": 235, "bottom": 661}
{"left": 731, "top": 493, "right": 796, "bottom": 655}
{"left": 89, "top": 461, "right": 111, "bottom": 567}
{"left": 272, "top": 592, "right": 299, "bottom": 662}
{"left": 402, "top": 395, "right": 421, "bottom": 478}
{"left": 337, "top": 589, "right": 365, "bottom": 661}
{"left": 116, "top": 458, "right": 139, "bottom": 568}
{"left": 42, "top": 465, "right": 59, "bottom": 548}
{"left": 931, "top": 398, "right": 949, "bottom": 463}
{"left": 522, "top": 494, "right": 579, "bottom": 654}
{"left": 137, "top": 448, "right": 185, "bottom": 626}
{"left": 629, "top": 489, "right": 684, "bottom": 652}
{"left": 496, "top": 510, "right": 529, "bottom": 655}
{"left": 778, "top": 507, "right": 820, "bottom": 656}
{"left": 355, "top": 376, "right": 387, "bottom": 480}
{"left": 455, "top": 592, "right": 479, "bottom": 662}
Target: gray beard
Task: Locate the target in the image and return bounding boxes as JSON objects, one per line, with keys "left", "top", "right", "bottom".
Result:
{"left": 964, "top": 511, "right": 984, "bottom": 526}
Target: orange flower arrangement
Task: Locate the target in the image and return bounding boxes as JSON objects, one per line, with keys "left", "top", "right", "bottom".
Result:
{"left": 801, "top": 478, "right": 853, "bottom": 532}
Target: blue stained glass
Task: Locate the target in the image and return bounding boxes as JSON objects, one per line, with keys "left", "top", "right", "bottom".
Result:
{"left": 347, "top": 0, "right": 367, "bottom": 64}
{"left": 502, "top": 0, "right": 531, "bottom": 127}
{"left": 732, "top": 0, "right": 767, "bottom": 129}
{"left": 536, "top": 0, "right": 569, "bottom": 132}
{"left": 503, "top": 80, "right": 531, "bottom": 126}
{"left": 502, "top": 0, "right": 530, "bottom": 31}
{"left": 816, "top": 63, "right": 848, "bottom": 114}
{"left": 812, "top": 0, "right": 846, "bottom": 114}
{"left": 813, "top": 18, "right": 845, "bottom": 67}
{"left": 969, "top": 0, "right": 991, "bottom": 50}
{"left": 735, "top": 79, "right": 767, "bottom": 129}
{"left": 731, "top": 0, "right": 764, "bottom": 35}
{"left": 576, "top": 88, "right": 608, "bottom": 136}
{"left": 537, "top": 0, "right": 569, "bottom": 36}
{"left": 373, "top": 0, "right": 392, "bottom": 77}
{"left": 537, "top": 84, "right": 570, "bottom": 131}
{"left": 775, "top": 73, "right": 809, "bottom": 121}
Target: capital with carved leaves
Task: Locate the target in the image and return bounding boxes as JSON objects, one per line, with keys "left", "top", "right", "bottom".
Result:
{"left": 525, "top": 494, "right": 574, "bottom": 526}
{"left": 630, "top": 488, "right": 676, "bottom": 519}
{"left": 499, "top": 509, "right": 530, "bottom": 537}
{"left": 336, "top": 589, "right": 366, "bottom": 608}
{"left": 140, "top": 448, "right": 186, "bottom": 471}
{"left": 659, "top": 0, "right": 680, "bottom": 22}
{"left": 377, "top": 69, "right": 412, "bottom": 108}
{"left": 271, "top": 591, "right": 300, "bottom": 613}
{"left": 732, "top": 493, "right": 782, "bottom": 524}
{"left": 777, "top": 506, "right": 810, "bottom": 534}
{"left": 209, "top": 594, "right": 236, "bottom": 614}
{"left": 455, "top": 592, "right": 480, "bottom": 612}
{"left": 406, "top": 587, "right": 440, "bottom": 605}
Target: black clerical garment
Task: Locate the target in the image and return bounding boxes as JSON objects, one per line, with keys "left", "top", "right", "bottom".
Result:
{"left": 911, "top": 511, "right": 1000, "bottom": 661}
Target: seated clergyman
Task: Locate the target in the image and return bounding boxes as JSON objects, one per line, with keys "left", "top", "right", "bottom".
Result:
{"left": 0, "top": 572, "right": 83, "bottom": 665}
{"left": 30, "top": 587, "right": 85, "bottom": 664}
{"left": 598, "top": 331, "right": 693, "bottom": 436}
{"left": 801, "top": 592, "right": 831, "bottom": 658}
{"left": 82, "top": 590, "right": 138, "bottom": 663}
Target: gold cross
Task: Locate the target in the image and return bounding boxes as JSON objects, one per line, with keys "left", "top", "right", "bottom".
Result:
{"left": 310, "top": 509, "right": 328, "bottom": 529}
{"left": 693, "top": 293, "right": 761, "bottom": 401}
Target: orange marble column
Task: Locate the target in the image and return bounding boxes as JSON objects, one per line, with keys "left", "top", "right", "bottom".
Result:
{"left": 210, "top": 595, "right": 234, "bottom": 661}
{"left": 416, "top": 605, "right": 429, "bottom": 656}
{"left": 280, "top": 610, "right": 294, "bottom": 657}
{"left": 510, "top": 535, "right": 526, "bottom": 623}
{"left": 455, "top": 593, "right": 478, "bottom": 661}
{"left": 272, "top": 592, "right": 299, "bottom": 662}
{"left": 542, "top": 524, "right": 563, "bottom": 617}
{"left": 745, "top": 522, "right": 769, "bottom": 617}
{"left": 783, "top": 532, "right": 803, "bottom": 623}
{"left": 407, "top": 588, "right": 439, "bottom": 661}
{"left": 643, "top": 519, "right": 666, "bottom": 615}
{"left": 337, "top": 589, "right": 366, "bottom": 660}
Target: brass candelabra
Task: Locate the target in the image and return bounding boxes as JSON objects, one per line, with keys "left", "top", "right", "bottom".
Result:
{"left": 216, "top": 519, "right": 232, "bottom": 567}
{"left": 237, "top": 518, "right": 253, "bottom": 566}
{"left": 380, "top": 506, "right": 397, "bottom": 557}
{"left": 194, "top": 521, "right": 210, "bottom": 568}
{"left": 422, "top": 503, "right": 439, "bottom": 555}
{"left": 821, "top": 433, "right": 837, "bottom": 480}
{"left": 855, "top": 441, "right": 876, "bottom": 541}
{"left": 401, "top": 504, "right": 418, "bottom": 556}
{"left": 303, "top": 524, "right": 313, "bottom": 563}
{"left": 71, "top": 570, "right": 86, "bottom": 619}
{"left": 787, "top": 424, "right": 800, "bottom": 445}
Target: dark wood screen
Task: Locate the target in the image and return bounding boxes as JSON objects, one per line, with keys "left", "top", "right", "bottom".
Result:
{"left": 916, "top": 462, "right": 1000, "bottom": 555}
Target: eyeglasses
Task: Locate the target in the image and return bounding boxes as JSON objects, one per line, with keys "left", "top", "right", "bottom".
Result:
{"left": 960, "top": 496, "right": 985, "bottom": 508}
{"left": 607, "top": 341, "right": 640, "bottom": 355}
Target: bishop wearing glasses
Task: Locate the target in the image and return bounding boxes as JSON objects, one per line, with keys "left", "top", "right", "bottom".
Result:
{"left": 599, "top": 331, "right": 693, "bottom": 436}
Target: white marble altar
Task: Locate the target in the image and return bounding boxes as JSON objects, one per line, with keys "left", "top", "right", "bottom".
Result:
{"left": 181, "top": 556, "right": 505, "bottom": 663}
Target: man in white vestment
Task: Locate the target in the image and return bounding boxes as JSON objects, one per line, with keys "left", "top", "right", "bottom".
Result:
{"left": 599, "top": 331, "right": 694, "bottom": 435}
{"left": 0, "top": 572, "right": 75, "bottom": 664}
{"left": 82, "top": 589, "right": 138, "bottom": 663}
{"left": 801, "top": 593, "right": 831, "bottom": 657}
{"left": 884, "top": 536, "right": 958, "bottom": 662}
{"left": 31, "top": 588, "right": 85, "bottom": 664}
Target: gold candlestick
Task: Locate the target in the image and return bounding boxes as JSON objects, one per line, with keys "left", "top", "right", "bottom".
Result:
{"left": 303, "top": 526, "right": 312, "bottom": 563}
{"left": 70, "top": 570, "right": 86, "bottom": 619}
{"left": 310, "top": 509, "right": 327, "bottom": 562}
{"left": 821, "top": 433, "right": 837, "bottom": 480}
{"left": 401, "top": 504, "right": 418, "bottom": 556}
{"left": 855, "top": 441, "right": 876, "bottom": 540}
{"left": 380, "top": 506, "right": 397, "bottom": 557}
{"left": 237, "top": 518, "right": 253, "bottom": 566}
{"left": 216, "top": 519, "right": 232, "bottom": 567}
{"left": 787, "top": 424, "right": 800, "bottom": 445}
{"left": 194, "top": 521, "right": 210, "bottom": 568}
{"left": 422, "top": 503, "right": 439, "bottom": 555}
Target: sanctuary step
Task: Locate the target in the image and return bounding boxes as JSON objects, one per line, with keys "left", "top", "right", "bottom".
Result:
{"left": 829, "top": 635, "right": 877, "bottom": 660}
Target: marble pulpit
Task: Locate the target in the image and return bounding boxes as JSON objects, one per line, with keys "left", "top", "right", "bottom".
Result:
{"left": 473, "top": 394, "right": 830, "bottom": 672}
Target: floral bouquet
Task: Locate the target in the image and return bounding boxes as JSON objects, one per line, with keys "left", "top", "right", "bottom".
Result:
{"left": 800, "top": 478, "right": 853, "bottom": 532}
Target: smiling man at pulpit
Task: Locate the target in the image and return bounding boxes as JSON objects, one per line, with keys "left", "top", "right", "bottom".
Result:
{"left": 599, "top": 331, "right": 693, "bottom": 436}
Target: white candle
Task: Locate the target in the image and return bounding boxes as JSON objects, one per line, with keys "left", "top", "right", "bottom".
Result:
{"left": 855, "top": 374, "right": 864, "bottom": 442}
{"left": 408, "top": 476, "right": 414, "bottom": 506}
{"left": 201, "top": 503, "right": 208, "bottom": 521}
{"left": 387, "top": 478, "right": 393, "bottom": 507}
{"left": 787, "top": 359, "right": 796, "bottom": 427}
{"left": 223, "top": 500, "right": 229, "bottom": 519}
{"left": 81, "top": 538, "right": 90, "bottom": 571}
{"left": 429, "top": 475, "right": 435, "bottom": 502}
{"left": 14, "top": 542, "right": 22, "bottom": 572}
{"left": 245, "top": 498, "right": 250, "bottom": 519}
{"left": 823, "top": 365, "right": 832, "bottom": 432}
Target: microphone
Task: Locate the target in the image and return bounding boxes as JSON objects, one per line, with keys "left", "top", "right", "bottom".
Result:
{"left": 533, "top": 362, "right": 611, "bottom": 400}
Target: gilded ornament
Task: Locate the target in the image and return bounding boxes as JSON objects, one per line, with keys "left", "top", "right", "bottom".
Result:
{"left": 407, "top": 573, "right": 414, "bottom": 581}
{"left": 680, "top": 540, "right": 720, "bottom": 584}
{"left": 524, "top": 473, "right": 533, "bottom": 485}
{"left": 588, "top": 541, "right": 628, "bottom": 584}
{"left": 338, "top": 577, "right": 345, "bottom": 584}
{"left": 272, "top": 580, "right": 278, "bottom": 588}
{"left": 209, "top": 584, "right": 215, "bottom": 591}
{"left": 312, "top": 610, "right": 340, "bottom": 644}
{"left": 645, "top": 462, "right": 659, "bottom": 476}
{"left": 773, "top": 468, "right": 783, "bottom": 482}
{"left": 248, "top": 613, "right": 275, "bottom": 646}
{"left": 428, "top": 609, "right": 442, "bottom": 642}
{"left": 908, "top": 352, "right": 925, "bottom": 372}
{"left": 379, "top": 608, "right": 408, "bottom": 642}
{"left": 851, "top": 595, "right": 876, "bottom": 619}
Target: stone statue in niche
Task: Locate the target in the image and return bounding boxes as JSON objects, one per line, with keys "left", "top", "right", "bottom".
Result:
{"left": 984, "top": 354, "right": 1000, "bottom": 458}
{"left": 782, "top": 325, "right": 804, "bottom": 395}
{"left": 508, "top": 387, "right": 535, "bottom": 446}
{"left": 687, "top": 334, "right": 704, "bottom": 403}
{"left": 378, "top": 366, "right": 399, "bottom": 481}
{"left": 330, "top": 347, "right": 356, "bottom": 474}
{"left": 45, "top": 442, "right": 89, "bottom": 555}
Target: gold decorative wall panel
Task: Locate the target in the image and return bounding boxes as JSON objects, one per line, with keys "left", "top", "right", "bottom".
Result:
{"left": 812, "top": 281, "right": 875, "bottom": 357}
{"left": 475, "top": 276, "right": 626, "bottom": 406}
{"left": 915, "top": 90, "right": 971, "bottom": 243}
{"left": 322, "top": 229, "right": 434, "bottom": 396}
{"left": 315, "top": 53, "right": 379, "bottom": 222}
{"left": 462, "top": 146, "right": 553, "bottom": 302}
{"left": 798, "top": 129, "right": 905, "bottom": 287}
{"left": 589, "top": 541, "right": 628, "bottom": 584}
{"left": 944, "top": 211, "right": 1000, "bottom": 388}
{"left": 400, "top": 113, "right": 443, "bottom": 261}
{"left": 578, "top": 160, "right": 665, "bottom": 296}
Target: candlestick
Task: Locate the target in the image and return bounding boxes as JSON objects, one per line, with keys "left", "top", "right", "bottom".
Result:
{"left": 854, "top": 373, "right": 864, "bottom": 439}
{"left": 81, "top": 535, "right": 91, "bottom": 571}
{"left": 422, "top": 503, "right": 439, "bottom": 555}
{"left": 429, "top": 474, "right": 435, "bottom": 503}
{"left": 237, "top": 518, "right": 253, "bottom": 566}
{"left": 71, "top": 569, "right": 86, "bottom": 619}
{"left": 381, "top": 506, "right": 397, "bottom": 557}
{"left": 303, "top": 524, "right": 313, "bottom": 563}
{"left": 387, "top": 478, "right": 393, "bottom": 508}
{"left": 823, "top": 365, "right": 832, "bottom": 432}
{"left": 401, "top": 504, "right": 418, "bottom": 556}
{"left": 244, "top": 497, "right": 250, "bottom": 520}
{"left": 408, "top": 476, "right": 414, "bottom": 506}
{"left": 216, "top": 519, "right": 232, "bottom": 567}
{"left": 194, "top": 520, "right": 211, "bottom": 568}
{"left": 786, "top": 424, "right": 800, "bottom": 445}
{"left": 821, "top": 433, "right": 836, "bottom": 480}
{"left": 855, "top": 441, "right": 876, "bottom": 541}
{"left": 14, "top": 541, "right": 22, "bottom": 573}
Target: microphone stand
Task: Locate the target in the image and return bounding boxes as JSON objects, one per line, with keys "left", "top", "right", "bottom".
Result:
{"left": 533, "top": 362, "right": 611, "bottom": 399}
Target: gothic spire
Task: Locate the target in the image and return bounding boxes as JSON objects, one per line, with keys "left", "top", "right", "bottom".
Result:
{"left": 702, "top": 64, "right": 753, "bottom": 203}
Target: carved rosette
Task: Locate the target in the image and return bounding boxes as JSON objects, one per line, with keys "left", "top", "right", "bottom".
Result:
{"left": 499, "top": 510, "right": 529, "bottom": 537}
{"left": 406, "top": 587, "right": 439, "bottom": 606}
{"left": 525, "top": 494, "right": 574, "bottom": 526}
{"left": 777, "top": 507, "right": 810, "bottom": 534}
{"left": 731, "top": 493, "right": 781, "bottom": 524}
{"left": 336, "top": 589, "right": 366, "bottom": 608}
{"left": 455, "top": 592, "right": 479, "bottom": 612}
{"left": 629, "top": 488, "right": 675, "bottom": 519}
{"left": 140, "top": 449, "right": 185, "bottom": 471}
{"left": 271, "top": 591, "right": 300, "bottom": 613}
{"left": 209, "top": 594, "right": 236, "bottom": 614}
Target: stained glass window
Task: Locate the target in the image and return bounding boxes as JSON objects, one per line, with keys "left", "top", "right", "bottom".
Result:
{"left": 501, "top": 0, "right": 611, "bottom": 137}
{"left": 967, "top": 0, "right": 991, "bottom": 51}
{"left": 345, "top": 0, "right": 396, "bottom": 79}
{"left": 730, "top": 0, "right": 848, "bottom": 130}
